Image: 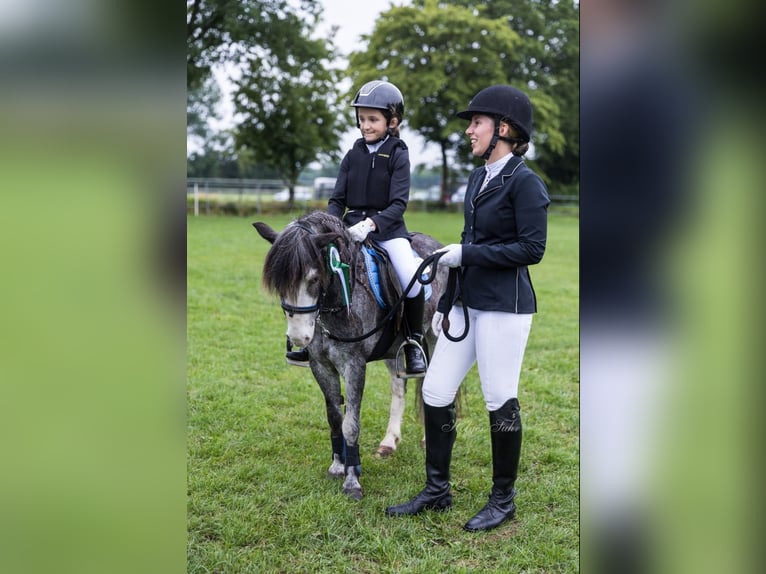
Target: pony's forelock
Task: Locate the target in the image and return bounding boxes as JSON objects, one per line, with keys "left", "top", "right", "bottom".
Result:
{"left": 261, "top": 212, "right": 349, "bottom": 300}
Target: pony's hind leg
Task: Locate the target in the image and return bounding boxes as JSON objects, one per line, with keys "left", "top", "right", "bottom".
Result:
{"left": 376, "top": 359, "right": 407, "bottom": 458}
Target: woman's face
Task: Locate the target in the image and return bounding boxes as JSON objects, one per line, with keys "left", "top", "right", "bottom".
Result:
{"left": 465, "top": 114, "right": 495, "bottom": 157}
{"left": 357, "top": 107, "right": 391, "bottom": 142}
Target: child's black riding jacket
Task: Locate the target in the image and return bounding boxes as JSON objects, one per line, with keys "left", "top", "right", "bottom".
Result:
{"left": 328, "top": 136, "right": 411, "bottom": 241}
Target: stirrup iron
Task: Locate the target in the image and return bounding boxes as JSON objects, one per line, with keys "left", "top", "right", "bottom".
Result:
{"left": 395, "top": 337, "right": 427, "bottom": 379}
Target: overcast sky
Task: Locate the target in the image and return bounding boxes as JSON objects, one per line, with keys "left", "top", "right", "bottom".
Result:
{"left": 317, "top": 0, "right": 389, "bottom": 59}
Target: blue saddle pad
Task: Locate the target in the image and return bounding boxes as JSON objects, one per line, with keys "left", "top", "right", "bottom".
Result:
{"left": 362, "top": 246, "right": 431, "bottom": 309}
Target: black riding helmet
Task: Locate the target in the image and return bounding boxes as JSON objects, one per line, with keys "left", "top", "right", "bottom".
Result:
{"left": 351, "top": 80, "right": 405, "bottom": 136}
{"left": 457, "top": 85, "right": 533, "bottom": 159}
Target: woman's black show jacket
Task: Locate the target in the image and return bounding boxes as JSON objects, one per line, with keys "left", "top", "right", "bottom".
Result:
{"left": 439, "top": 156, "right": 550, "bottom": 315}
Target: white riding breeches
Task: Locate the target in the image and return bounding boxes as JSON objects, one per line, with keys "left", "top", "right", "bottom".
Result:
{"left": 377, "top": 237, "right": 422, "bottom": 298}
{"left": 422, "top": 305, "right": 533, "bottom": 410}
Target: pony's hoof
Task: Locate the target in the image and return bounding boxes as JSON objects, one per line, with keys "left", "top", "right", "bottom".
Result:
{"left": 375, "top": 445, "right": 395, "bottom": 458}
{"left": 327, "top": 460, "right": 345, "bottom": 479}
{"left": 343, "top": 486, "right": 363, "bottom": 500}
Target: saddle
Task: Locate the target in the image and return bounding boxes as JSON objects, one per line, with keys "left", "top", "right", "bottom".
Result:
{"left": 360, "top": 240, "right": 431, "bottom": 363}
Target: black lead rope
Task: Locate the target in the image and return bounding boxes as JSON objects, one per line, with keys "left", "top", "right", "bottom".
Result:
{"left": 322, "top": 249, "right": 469, "bottom": 344}
{"left": 440, "top": 266, "right": 470, "bottom": 342}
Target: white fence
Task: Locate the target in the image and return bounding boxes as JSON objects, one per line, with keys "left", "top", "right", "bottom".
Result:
{"left": 187, "top": 178, "right": 295, "bottom": 215}
{"left": 186, "top": 178, "right": 577, "bottom": 215}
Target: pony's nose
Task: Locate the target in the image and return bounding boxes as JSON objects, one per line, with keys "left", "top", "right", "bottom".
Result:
{"left": 288, "top": 330, "right": 313, "bottom": 347}
{"left": 292, "top": 335, "right": 309, "bottom": 346}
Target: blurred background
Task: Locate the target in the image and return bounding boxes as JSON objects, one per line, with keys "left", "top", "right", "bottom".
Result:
{"left": 185, "top": 0, "right": 579, "bottom": 214}
{"left": 581, "top": 0, "right": 762, "bottom": 572}
{"left": 1, "top": 0, "right": 763, "bottom": 572}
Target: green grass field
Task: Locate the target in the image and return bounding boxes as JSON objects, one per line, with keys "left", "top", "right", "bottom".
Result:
{"left": 187, "top": 212, "right": 579, "bottom": 573}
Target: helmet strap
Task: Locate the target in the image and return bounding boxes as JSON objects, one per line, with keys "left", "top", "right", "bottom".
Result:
{"left": 482, "top": 123, "right": 501, "bottom": 161}
{"left": 483, "top": 118, "right": 525, "bottom": 159}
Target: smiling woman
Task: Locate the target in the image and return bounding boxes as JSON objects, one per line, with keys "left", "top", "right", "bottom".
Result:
{"left": 386, "top": 84, "right": 550, "bottom": 533}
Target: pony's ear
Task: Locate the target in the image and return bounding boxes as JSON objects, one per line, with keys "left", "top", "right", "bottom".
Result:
{"left": 252, "top": 222, "right": 277, "bottom": 244}
{"left": 313, "top": 232, "right": 342, "bottom": 249}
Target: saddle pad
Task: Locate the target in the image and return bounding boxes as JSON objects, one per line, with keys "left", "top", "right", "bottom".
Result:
{"left": 362, "top": 246, "right": 432, "bottom": 309}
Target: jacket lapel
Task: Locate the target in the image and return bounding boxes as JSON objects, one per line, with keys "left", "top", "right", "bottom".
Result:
{"left": 465, "top": 168, "right": 485, "bottom": 206}
{"left": 473, "top": 157, "right": 524, "bottom": 206}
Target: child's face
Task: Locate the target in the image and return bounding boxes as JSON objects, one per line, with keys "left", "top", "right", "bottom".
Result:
{"left": 357, "top": 107, "right": 392, "bottom": 142}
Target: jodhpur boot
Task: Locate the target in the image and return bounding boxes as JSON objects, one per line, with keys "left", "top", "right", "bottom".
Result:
{"left": 464, "top": 398, "right": 522, "bottom": 532}
{"left": 285, "top": 335, "right": 309, "bottom": 367}
{"left": 403, "top": 290, "right": 427, "bottom": 375}
{"left": 385, "top": 402, "right": 456, "bottom": 516}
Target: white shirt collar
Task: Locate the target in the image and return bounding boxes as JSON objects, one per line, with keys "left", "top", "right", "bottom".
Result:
{"left": 481, "top": 152, "right": 514, "bottom": 189}
{"left": 484, "top": 152, "right": 514, "bottom": 179}
{"left": 365, "top": 135, "right": 389, "bottom": 153}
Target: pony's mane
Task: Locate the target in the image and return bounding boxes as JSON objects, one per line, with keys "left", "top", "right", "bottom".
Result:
{"left": 261, "top": 211, "right": 349, "bottom": 300}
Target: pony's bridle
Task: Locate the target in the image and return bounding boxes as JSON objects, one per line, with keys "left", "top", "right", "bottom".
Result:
{"left": 281, "top": 301, "right": 319, "bottom": 317}
{"left": 279, "top": 221, "right": 325, "bottom": 318}
{"left": 282, "top": 292, "right": 346, "bottom": 318}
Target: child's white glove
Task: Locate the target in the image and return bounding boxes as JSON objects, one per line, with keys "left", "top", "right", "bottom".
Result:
{"left": 435, "top": 244, "right": 462, "bottom": 267}
{"left": 431, "top": 311, "right": 444, "bottom": 336}
{"left": 348, "top": 218, "right": 376, "bottom": 242}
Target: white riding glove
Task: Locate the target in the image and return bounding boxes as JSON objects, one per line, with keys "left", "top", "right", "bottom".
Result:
{"left": 435, "top": 244, "right": 462, "bottom": 267}
{"left": 348, "top": 218, "right": 376, "bottom": 242}
{"left": 431, "top": 311, "right": 444, "bottom": 336}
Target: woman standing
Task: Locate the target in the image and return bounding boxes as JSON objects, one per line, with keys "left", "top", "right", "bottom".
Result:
{"left": 385, "top": 85, "right": 550, "bottom": 531}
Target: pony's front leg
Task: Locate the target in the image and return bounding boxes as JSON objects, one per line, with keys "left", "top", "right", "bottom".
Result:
{"left": 327, "top": 435, "right": 345, "bottom": 479}
{"left": 340, "top": 361, "right": 366, "bottom": 500}
{"left": 375, "top": 360, "right": 406, "bottom": 458}
{"left": 309, "top": 359, "right": 345, "bottom": 479}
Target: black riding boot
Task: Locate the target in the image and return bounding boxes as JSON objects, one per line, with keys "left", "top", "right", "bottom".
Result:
{"left": 464, "top": 398, "right": 522, "bottom": 531}
{"left": 285, "top": 336, "right": 309, "bottom": 367}
{"left": 403, "top": 290, "right": 426, "bottom": 375}
{"left": 385, "top": 402, "right": 456, "bottom": 516}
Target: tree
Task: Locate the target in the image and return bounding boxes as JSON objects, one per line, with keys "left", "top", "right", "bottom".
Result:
{"left": 448, "top": 0, "right": 580, "bottom": 193}
{"left": 232, "top": 12, "right": 344, "bottom": 206}
{"left": 347, "top": 0, "right": 564, "bottom": 200}
{"left": 188, "top": 0, "right": 343, "bottom": 204}
{"left": 186, "top": 0, "right": 325, "bottom": 149}
{"left": 187, "top": 0, "right": 321, "bottom": 92}
{"left": 187, "top": 75, "right": 224, "bottom": 154}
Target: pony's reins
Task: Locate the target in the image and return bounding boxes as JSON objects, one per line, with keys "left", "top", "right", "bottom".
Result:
{"left": 320, "top": 248, "right": 469, "bottom": 344}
